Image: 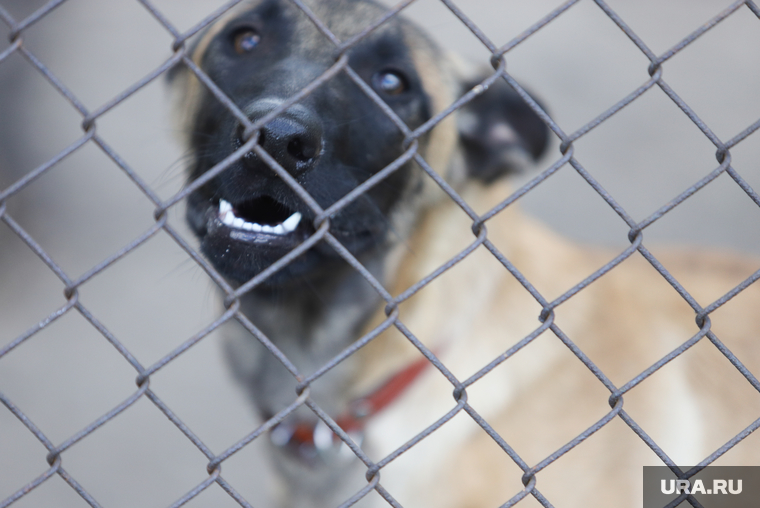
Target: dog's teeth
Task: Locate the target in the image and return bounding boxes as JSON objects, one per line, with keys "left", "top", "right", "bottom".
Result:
{"left": 220, "top": 202, "right": 300, "bottom": 235}
{"left": 282, "top": 212, "right": 301, "bottom": 232}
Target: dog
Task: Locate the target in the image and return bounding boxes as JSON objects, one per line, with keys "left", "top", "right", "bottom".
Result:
{"left": 170, "top": 0, "right": 760, "bottom": 506}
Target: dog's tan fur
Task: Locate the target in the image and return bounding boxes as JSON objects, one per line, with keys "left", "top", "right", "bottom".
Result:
{"left": 352, "top": 179, "right": 760, "bottom": 506}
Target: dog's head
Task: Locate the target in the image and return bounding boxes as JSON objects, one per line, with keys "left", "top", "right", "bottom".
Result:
{"left": 172, "top": 0, "right": 548, "bottom": 287}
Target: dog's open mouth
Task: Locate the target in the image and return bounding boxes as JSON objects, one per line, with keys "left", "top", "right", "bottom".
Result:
{"left": 188, "top": 192, "right": 324, "bottom": 284}
{"left": 218, "top": 196, "right": 306, "bottom": 237}
{"left": 190, "top": 182, "right": 385, "bottom": 284}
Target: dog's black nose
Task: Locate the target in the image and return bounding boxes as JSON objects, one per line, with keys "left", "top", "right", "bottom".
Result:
{"left": 259, "top": 116, "right": 321, "bottom": 171}
{"left": 239, "top": 101, "right": 323, "bottom": 177}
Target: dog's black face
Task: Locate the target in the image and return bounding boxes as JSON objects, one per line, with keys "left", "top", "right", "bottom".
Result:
{"left": 183, "top": 0, "right": 434, "bottom": 285}
{"left": 178, "top": 0, "right": 549, "bottom": 288}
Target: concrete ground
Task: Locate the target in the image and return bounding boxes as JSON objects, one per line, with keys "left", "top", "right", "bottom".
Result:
{"left": 1, "top": 0, "right": 758, "bottom": 506}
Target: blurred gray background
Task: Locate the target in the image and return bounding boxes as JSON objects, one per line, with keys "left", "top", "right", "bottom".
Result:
{"left": 1, "top": 0, "right": 758, "bottom": 506}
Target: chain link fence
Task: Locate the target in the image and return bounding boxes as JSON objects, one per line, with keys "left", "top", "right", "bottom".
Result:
{"left": 1, "top": 0, "right": 760, "bottom": 506}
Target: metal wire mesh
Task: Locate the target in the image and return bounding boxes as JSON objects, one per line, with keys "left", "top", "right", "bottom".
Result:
{"left": 1, "top": 0, "right": 760, "bottom": 507}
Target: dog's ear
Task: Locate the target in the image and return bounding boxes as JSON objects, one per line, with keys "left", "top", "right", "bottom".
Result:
{"left": 456, "top": 75, "right": 549, "bottom": 183}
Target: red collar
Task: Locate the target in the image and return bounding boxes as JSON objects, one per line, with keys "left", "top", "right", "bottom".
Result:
{"left": 271, "top": 355, "right": 430, "bottom": 453}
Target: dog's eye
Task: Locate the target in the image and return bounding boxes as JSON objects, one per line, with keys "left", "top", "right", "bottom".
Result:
{"left": 373, "top": 70, "right": 408, "bottom": 95}
{"left": 232, "top": 28, "right": 261, "bottom": 54}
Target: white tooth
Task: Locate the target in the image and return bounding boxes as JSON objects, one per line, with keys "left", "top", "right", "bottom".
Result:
{"left": 223, "top": 211, "right": 235, "bottom": 225}
{"left": 282, "top": 212, "right": 301, "bottom": 232}
{"left": 233, "top": 217, "right": 245, "bottom": 229}
{"left": 242, "top": 222, "right": 254, "bottom": 231}
{"left": 251, "top": 223, "right": 262, "bottom": 232}
{"left": 261, "top": 225, "right": 274, "bottom": 234}
{"left": 219, "top": 200, "right": 232, "bottom": 213}
{"left": 271, "top": 224, "right": 285, "bottom": 235}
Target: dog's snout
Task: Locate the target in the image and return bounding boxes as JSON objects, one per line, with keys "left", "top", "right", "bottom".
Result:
{"left": 238, "top": 101, "right": 323, "bottom": 176}
{"left": 260, "top": 116, "right": 322, "bottom": 170}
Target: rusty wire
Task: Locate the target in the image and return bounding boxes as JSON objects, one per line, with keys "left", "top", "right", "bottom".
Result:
{"left": 1, "top": 0, "right": 760, "bottom": 507}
